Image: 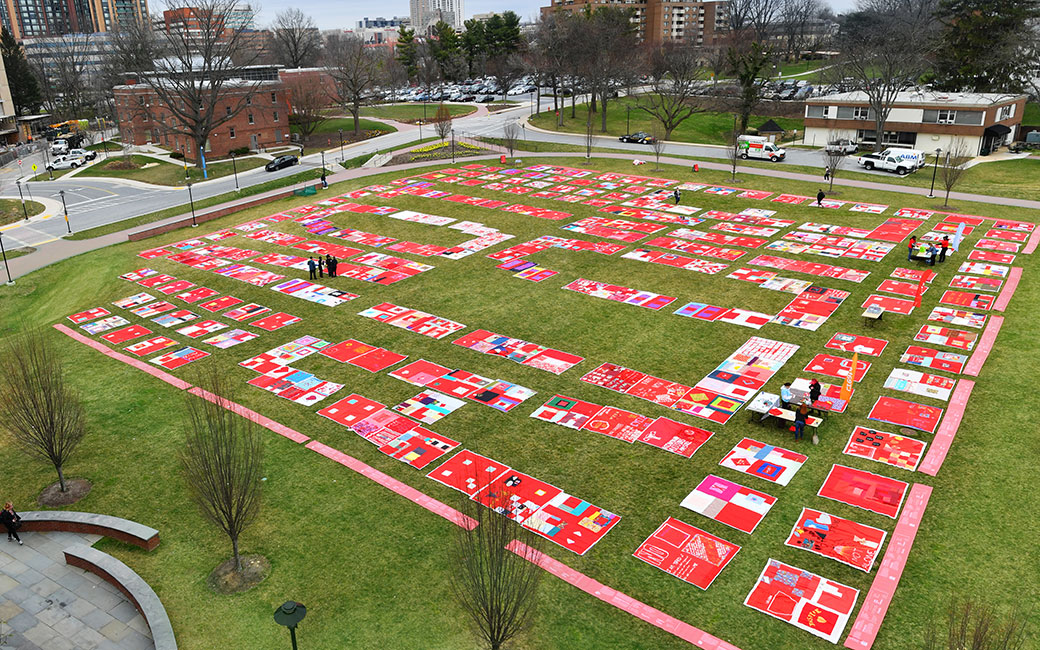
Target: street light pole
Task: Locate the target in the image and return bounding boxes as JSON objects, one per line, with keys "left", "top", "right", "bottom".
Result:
{"left": 927, "top": 147, "right": 941, "bottom": 199}
{"left": 187, "top": 181, "right": 197, "bottom": 227}
{"left": 59, "top": 189, "right": 70, "bottom": 234}
{"left": 230, "top": 152, "right": 239, "bottom": 191}
{"left": 338, "top": 129, "right": 344, "bottom": 161}
{"left": 273, "top": 601, "right": 307, "bottom": 650}
{"left": 626, "top": 105, "right": 631, "bottom": 134}
{"left": 451, "top": 129, "right": 455, "bottom": 163}
{"left": 0, "top": 232, "right": 14, "bottom": 285}
{"left": 15, "top": 181, "right": 27, "bottom": 220}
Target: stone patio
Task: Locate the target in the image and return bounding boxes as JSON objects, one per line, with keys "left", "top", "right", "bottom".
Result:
{"left": 0, "top": 530, "right": 154, "bottom": 650}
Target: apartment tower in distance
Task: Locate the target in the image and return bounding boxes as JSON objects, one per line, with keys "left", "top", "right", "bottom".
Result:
{"left": 0, "top": 0, "right": 147, "bottom": 38}
{"left": 541, "top": 0, "right": 728, "bottom": 46}
{"left": 410, "top": 0, "right": 463, "bottom": 33}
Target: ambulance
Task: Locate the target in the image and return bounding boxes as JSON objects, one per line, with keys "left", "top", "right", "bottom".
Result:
{"left": 736, "top": 135, "right": 786, "bottom": 162}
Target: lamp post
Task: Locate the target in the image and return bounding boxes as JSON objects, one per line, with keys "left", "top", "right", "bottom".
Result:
{"left": 0, "top": 231, "right": 14, "bottom": 285}
{"left": 43, "top": 146, "right": 53, "bottom": 180}
{"left": 626, "top": 105, "right": 631, "bottom": 134}
{"left": 59, "top": 189, "right": 70, "bottom": 234}
{"left": 187, "top": 181, "right": 197, "bottom": 227}
{"left": 451, "top": 129, "right": 455, "bottom": 163}
{"left": 273, "top": 601, "right": 306, "bottom": 650}
{"left": 927, "top": 147, "right": 942, "bottom": 199}
{"left": 15, "top": 181, "right": 27, "bottom": 220}
{"left": 338, "top": 129, "right": 344, "bottom": 161}
{"left": 230, "top": 151, "right": 239, "bottom": 191}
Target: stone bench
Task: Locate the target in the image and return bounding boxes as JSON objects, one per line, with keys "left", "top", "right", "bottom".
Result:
{"left": 63, "top": 544, "right": 177, "bottom": 650}
{"left": 20, "top": 511, "right": 160, "bottom": 551}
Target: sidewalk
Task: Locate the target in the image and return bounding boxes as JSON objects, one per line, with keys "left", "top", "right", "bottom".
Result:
{"left": 7, "top": 148, "right": 1039, "bottom": 281}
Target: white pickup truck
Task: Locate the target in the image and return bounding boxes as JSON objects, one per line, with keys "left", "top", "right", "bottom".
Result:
{"left": 856, "top": 148, "right": 926, "bottom": 175}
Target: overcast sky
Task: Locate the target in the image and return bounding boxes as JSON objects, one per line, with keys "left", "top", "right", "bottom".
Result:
{"left": 252, "top": 0, "right": 860, "bottom": 31}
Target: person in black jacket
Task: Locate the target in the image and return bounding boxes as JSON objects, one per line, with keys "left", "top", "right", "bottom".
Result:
{"left": 793, "top": 404, "right": 809, "bottom": 441}
{"left": 809, "top": 379, "right": 822, "bottom": 404}
{"left": 2, "top": 502, "right": 22, "bottom": 545}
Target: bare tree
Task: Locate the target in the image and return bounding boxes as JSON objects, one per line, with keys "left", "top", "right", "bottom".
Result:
{"left": 449, "top": 487, "right": 543, "bottom": 650}
{"left": 49, "top": 34, "right": 95, "bottom": 118}
{"left": 502, "top": 121, "right": 520, "bottom": 156}
{"left": 822, "top": 138, "right": 847, "bottom": 191}
{"left": 181, "top": 370, "right": 263, "bottom": 572}
{"left": 938, "top": 140, "right": 973, "bottom": 208}
{"left": 584, "top": 104, "right": 595, "bottom": 163}
{"left": 778, "top": 0, "right": 823, "bottom": 62}
{"left": 922, "top": 598, "right": 1027, "bottom": 650}
{"left": 487, "top": 53, "right": 525, "bottom": 103}
{"left": 326, "top": 34, "right": 381, "bottom": 135}
{"left": 0, "top": 328, "right": 87, "bottom": 493}
{"left": 434, "top": 103, "right": 453, "bottom": 141}
{"left": 115, "top": 0, "right": 264, "bottom": 166}
{"left": 728, "top": 0, "right": 781, "bottom": 40}
{"left": 650, "top": 123, "right": 666, "bottom": 170}
{"left": 638, "top": 44, "right": 707, "bottom": 140}
{"left": 728, "top": 41, "right": 773, "bottom": 133}
{"left": 271, "top": 8, "right": 321, "bottom": 69}
{"left": 726, "top": 117, "right": 741, "bottom": 180}
{"left": 284, "top": 74, "right": 332, "bottom": 140}
{"left": 836, "top": 0, "right": 938, "bottom": 151}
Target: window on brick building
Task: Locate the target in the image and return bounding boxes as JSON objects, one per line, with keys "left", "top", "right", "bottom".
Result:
{"left": 226, "top": 105, "right": 232, "bottom": 116}
{"left": 273, "top": 111, "right": 279, "bottom": 122}
{"left": 248, "top": 113, "right": 254, "bottom": 124}
{"left": 229, "top": 126, "right": 236, "bottom": 138}
{"left": 271, "top": 92, "right": 276, "bottom": 103}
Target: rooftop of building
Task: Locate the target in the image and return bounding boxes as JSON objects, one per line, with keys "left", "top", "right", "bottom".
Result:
{"left": 807, "top": 90, "right": 1027, "bottom": 107}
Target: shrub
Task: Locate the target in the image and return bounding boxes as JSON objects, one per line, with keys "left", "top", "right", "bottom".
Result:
{"left": 170, "top": 152, "right": 185, "bottom": 160}
{"left": 230, "top": 146, "right": 251, "bottom": 156}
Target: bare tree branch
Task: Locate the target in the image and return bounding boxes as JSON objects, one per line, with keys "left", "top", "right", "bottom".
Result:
{"left": 0, "top": 327, "right": 87, "bottom": 493}
{"left": 637, "top": 44, "right": 707, "bottom": 140}
{"left": 181, "top": 369, "right": 263, "bottom": 571}
{"left": 325, "top": 34, "right": 381, "bottom": 136}
{"left": 271, "top": 8, "right": 321, "bottom": 69}
{"left": 938, "top": 140, "right": 973, "bottom": 208}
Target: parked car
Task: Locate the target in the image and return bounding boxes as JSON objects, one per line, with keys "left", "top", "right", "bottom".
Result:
{"left": 66, "top": 148, "right": 97, "bottom": 161}
{"left": 51, "top": 139, "right": 69, "bottom": 155}
{"left": 619, "top": 132, "right": 656, "bottom": 144}
{"left": 46, "top": 155, "right": 83, "bottom": 171}
{"left": 265, "top": 155, "right": 299, "bottom": 172}
{"left": 825, "top": 139, "right": 859, "bottom": 155}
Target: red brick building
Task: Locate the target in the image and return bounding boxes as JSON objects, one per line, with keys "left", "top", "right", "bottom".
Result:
{"left": 113, "top": 79, "right": 292, "bottom": 160}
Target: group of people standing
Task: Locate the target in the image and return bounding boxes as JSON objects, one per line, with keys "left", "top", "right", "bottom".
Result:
{"left": 307, "top": 255, "right": 339, "bottom": 280}
{"left": 2, "top": 502, "right": 22, "bottom": 545}
{"left": 907, "top": 235, "right": 951, "bottom": 266}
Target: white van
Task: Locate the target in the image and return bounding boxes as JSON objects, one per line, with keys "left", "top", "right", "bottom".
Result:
{"left": 878, "top": 148, "right": 926, "bottom": 168}
{"left": 737, "top": 135, "right": 786, "bottom": 162}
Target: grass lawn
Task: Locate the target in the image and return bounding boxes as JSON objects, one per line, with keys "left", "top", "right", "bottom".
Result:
{"left": 696, "top": 154, "right": 1040, "bottom": 202}
{"left": 530, "top": 96, "right": 804, "bottom": 145}
{"left": 772, "top": 59, "right": 828, "bottom": 78}
{"left": 30, "top": 166, "right": 77, "bottom": 182}
{"left": 0, "top": 198, "right": 45, "bottom": 225}
{"left": 1023, "top": 102, "right": 1040, "bottom": 125}
{"left": 360, "top": 103, "right": 476, "bottom": 122}
{"left": 77, "top": 155, "right": 267, "bottom": 186}
{"left": 297, "top": 117, "right": 397, "bottom": 137}
{"left": 0, "top": 156, "right": 1036, "bottom": 649}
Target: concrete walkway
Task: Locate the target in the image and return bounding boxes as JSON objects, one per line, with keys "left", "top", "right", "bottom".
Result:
{"left": 0, "top": 530, "right": 153, "bottom": 650}
{"left": 6, "top": 147, "right": 1039, "bottom": 283}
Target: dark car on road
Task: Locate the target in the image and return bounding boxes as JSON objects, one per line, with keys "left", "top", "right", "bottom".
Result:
{"left": 619, "top": 131, "right": 656, "bottom": 144}
{"left": 265, "top": 155, "right": 299, "bottom": 172}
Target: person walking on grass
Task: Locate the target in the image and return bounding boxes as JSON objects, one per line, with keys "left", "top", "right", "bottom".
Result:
{"left": 939, "top": 236, "right": 950, "bottom": 262}
{"left": 2, "top": 502, "right": 22, "bottom": 545}
{"left": 307, "top": 257, "right": 317, "bottom": 280}
{"left": 824, "top": 166, "right": 831, "bottom": 182}
{"left": 673, "top": 188, "right": 681, "bottom": 205}
{"left": 793, "top": 404, "right": 809, "bottom": 441}
{"left": 907, "top": 236, "right": 917, "bottom": 262}
{"left": 816, "top": 189, "right": 825, "bottom": 206}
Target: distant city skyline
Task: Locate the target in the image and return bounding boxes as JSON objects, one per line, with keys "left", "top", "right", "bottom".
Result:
{"left": 252, "top": 0, "right": 859, "bottom": 31}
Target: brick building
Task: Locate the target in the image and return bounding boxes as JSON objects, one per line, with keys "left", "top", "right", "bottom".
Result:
{"left": 113, "top": 79, "right": 292, "bottom": 160}
{"left": 540, "top": 0, "right": 728, "bottom": 46}
{"left": 803, "top": 91, "right": 1027, "bottom": 155}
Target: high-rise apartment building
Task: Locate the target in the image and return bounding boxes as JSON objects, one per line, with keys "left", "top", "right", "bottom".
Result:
{"left": 410, "top": 0, "right": 463, "bottom": 33}
{"left": 541, "top": 0, "right": 728, "bottom": 46}
{"left": 0, "top": 0, "right": 146, "bottom": 38}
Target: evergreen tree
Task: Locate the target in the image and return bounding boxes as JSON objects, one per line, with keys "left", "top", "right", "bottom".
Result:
{"left": 931, "top": 0, "right": 1040, "bottom": 92}
{"left": 461, "top": 19, "right": 486, "bottom": 77}
{"left": 1, "top": 28, "right": 42, "bottom": 115}
{"left": 396, "top": 27, "right": 418, "bottom": 78}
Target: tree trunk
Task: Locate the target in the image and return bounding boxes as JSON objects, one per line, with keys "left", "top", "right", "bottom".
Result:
{"left": 352, "top": 104, "right": 360, "bottom": 135}
{"left": 829, "top": 175, "right": 835, "bottom": 191}
{"left": 570, "top": 93, "right": 575, "bottom": 119}
{"left": 232, "top": 535, "right": 241, "bottom": 571}
{"left": 56, "top": 464, "right": 67, "bottom": 493}
{"left": 590, "top": 91, "right": 597, "bottom": 113}
{"left": 601, "top": 95, "right": 608, "bottom": 133}
{"left": 873, "top": 116, "right": 885, "bottom": 152}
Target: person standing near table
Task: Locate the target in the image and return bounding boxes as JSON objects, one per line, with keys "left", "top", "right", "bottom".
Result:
{"left": 907, "top": 236, "right": 917, "bottom": 261}
{"left": 939, "top": 236, "right": 950, "bottom": 262}
{"left": 809, "top": 379, "right": 822, "bottom": 404}
{"left": 2, "top": 502, "right": 22, "bottom": 545}
{"left": 780, "top": 383, "right": 794, "bottom": 409}
{"left": 794, "top": 404, "right": 809, "bottom": 441}
{"left": 927, "top": 243, "right": 938, "bottom": 266}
